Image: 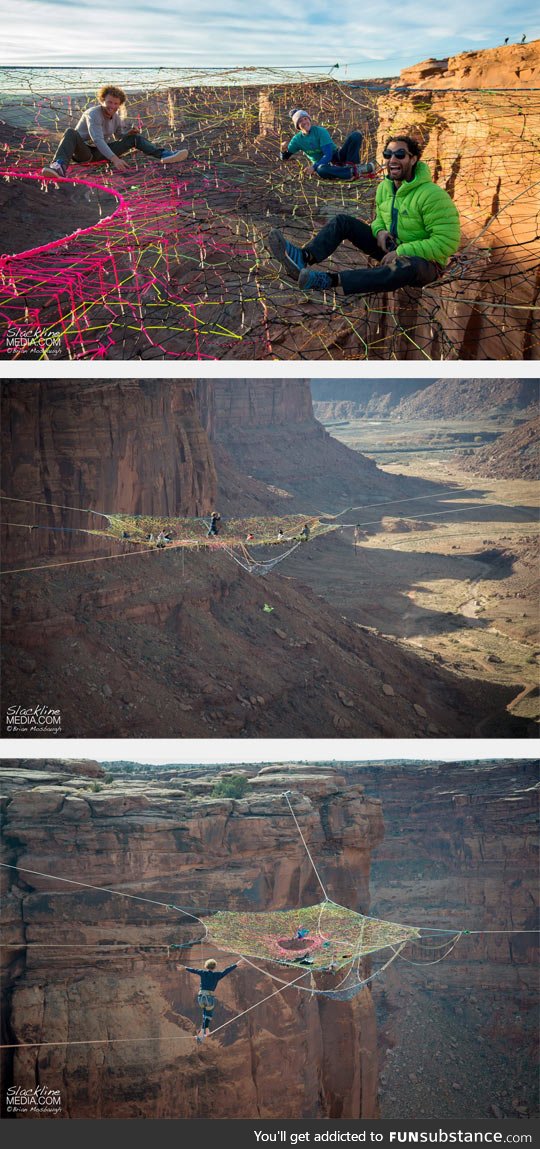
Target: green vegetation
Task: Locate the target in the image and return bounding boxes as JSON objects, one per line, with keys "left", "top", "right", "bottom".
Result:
{"left": 211, "top": 775, "right": 248, "bottom": 799}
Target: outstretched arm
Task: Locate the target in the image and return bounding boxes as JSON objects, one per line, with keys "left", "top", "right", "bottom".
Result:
{"left": 216, "top": 963, "right": 239, "bottom": 981}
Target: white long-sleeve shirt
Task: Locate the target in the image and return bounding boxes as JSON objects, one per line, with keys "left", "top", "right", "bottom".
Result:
{"left": 74, "top": 104, "right": 128, "bottom": 160}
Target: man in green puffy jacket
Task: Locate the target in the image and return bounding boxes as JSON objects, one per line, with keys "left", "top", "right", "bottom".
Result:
{"left": 267, "top": 136, "right": 460, "bottom": 296}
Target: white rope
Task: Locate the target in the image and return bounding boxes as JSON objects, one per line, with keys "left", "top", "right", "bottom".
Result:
{"left": 317, "top": 484, "right": 491, "bottom": 520}
{"left": 220, "top": 539, "right": 302, "bottom": 576}
{"left": 239, "top": 940, "right": 409, "bottom": 996}
{"left": 282, "top": 792, "right": 330, "bottom": 901}
{"left": 0, "top": 968, "right": 313, "bottom": 1051}
{"left": 208, "top": 969, "right": 312, "bottom": 1036}
{"left": 390, "top": 934, "right": 463, "bottom": 966}
{"left": 0, "top": 862, "right": 206, "bottom": 935}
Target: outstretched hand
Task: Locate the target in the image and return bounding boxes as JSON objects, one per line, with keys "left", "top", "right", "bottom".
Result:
{"left": 376, "top": 230, "right": 392, "bottom": 252}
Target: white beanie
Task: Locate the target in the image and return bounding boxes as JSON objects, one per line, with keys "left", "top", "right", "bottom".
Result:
{"left": 291, "top": 108, "right": 310, "bottom": 129}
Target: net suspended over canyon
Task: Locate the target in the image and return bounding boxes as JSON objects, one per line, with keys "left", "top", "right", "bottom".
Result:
{"left": 1, "top": 789, "right": 538, "bottom": 1050}
{"left": 0, "top": 499, "right": 340, "bottom": 578}
{"left": 0, "top": 66, "right": 538, "bottom": 360}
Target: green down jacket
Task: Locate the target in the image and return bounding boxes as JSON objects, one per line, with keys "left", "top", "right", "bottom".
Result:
{"left": 371, "top": 161, "right": 460, "bottom": 267}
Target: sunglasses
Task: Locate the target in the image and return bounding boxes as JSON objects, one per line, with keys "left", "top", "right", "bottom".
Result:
{"left": 383, "top": 148, "right": 411, "bottom": 159}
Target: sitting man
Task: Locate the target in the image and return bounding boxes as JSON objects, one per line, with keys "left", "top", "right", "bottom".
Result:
{"left": 42, "top": 84, "right": 188, "bottom": 179}
{"left": 282, "top": 107, "right": 375, "bottom": 181}
{"left": 268, "top": 136, "right": 460, "bottom": 296}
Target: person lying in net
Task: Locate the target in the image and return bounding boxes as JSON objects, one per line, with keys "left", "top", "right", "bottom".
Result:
{"left": 181, "top": 958, "right": 242, "bottom": 1040}
{"left": 42, "top": 84, "right": 188, "bottom": 179}
{"left": 268, "top": 136, "right": 460, "bottom": 297}
{"left": 281, "top": 108, "right": 375, "bottom": 181}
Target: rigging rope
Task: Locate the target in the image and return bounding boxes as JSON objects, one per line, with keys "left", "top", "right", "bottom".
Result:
{"left": 282, "top": 790, "right": 330, "bottom": 902}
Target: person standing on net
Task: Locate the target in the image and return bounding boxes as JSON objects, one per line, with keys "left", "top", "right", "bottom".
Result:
{"left": 42, "top": 84, "right": 188, "bottom": 179}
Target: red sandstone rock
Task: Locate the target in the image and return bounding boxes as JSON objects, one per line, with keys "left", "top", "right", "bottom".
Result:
{"left": 1, "top": 766, "right": 383, "bottom": 1119}
{"left": 396, "top": 42, "right": 539, "bottom": 90}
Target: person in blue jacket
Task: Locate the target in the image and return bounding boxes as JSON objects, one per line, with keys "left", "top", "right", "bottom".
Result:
{"left": 281, "top": 108, "right": 375, "bottom": 181}
{"left": 182, "top": 958, "right": 242, "bottom": 1039}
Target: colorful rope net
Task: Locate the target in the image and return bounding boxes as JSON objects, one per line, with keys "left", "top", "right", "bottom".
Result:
{"left": 208, "top": 900, "right": 420, "bottom": 972}
{"left": 1, "top": 67, "right": 538, "bottom": 360}
{"left": 0, "top": 499, "right": 335, "bottom": 577}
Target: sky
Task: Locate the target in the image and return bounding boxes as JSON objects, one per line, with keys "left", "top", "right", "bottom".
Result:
{"left": 0, "top": 739, "right": 535, "bottom": 765}
{"left": 3, "top": 0, "right": 539, "bottom": 72}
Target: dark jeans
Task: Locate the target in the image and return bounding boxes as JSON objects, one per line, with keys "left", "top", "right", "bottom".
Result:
{"left": 314, "top": 131, "right": 362, "bottom": 180}
{"left": 305, "top": 213, "right": 443, "bottom": 296}
{"left": 53, "top": 128, "right": 165, "bottom": 167}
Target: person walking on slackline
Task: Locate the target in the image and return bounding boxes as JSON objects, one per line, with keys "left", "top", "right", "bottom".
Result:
{"left": 180, "top": 958, "right": 243, "bottom": 1040}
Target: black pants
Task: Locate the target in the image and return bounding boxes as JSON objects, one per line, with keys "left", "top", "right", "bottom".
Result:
{"left": 53, "top": 128, "right": 165, "bottom": 167}
{"left": 314, "top": 131, "right": 362, "bottom": 181}
{"left": 304, "top": 213, "right": 442, "bottom": 296}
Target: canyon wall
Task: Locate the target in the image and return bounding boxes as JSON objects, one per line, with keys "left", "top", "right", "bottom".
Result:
{"left": 1, "top": 764, "right": 383, "bottom": 1119}
{"left": 1, "top": 380, "right": 427, "bottom": 566}
{"left": 208, "top": 379, "right": 394, "bottom": 506}
{"left": 210, "top": 380, "right": 314, "bottom": 432}
{"left": 3, "top": 535, "right": 521, "bottom": 739}
{"left": 1, "top": 381, "right": 217, "bottom": 565}
{"left": 336, "top": 759, "right": 539, "bottom": 1118}
{"left": 374, "top": 41, "right": 540, "bottom": 359}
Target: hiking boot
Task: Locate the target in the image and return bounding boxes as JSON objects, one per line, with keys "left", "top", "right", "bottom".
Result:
{"left": 267, "top": 229, "right": 307, "bottom": 281}
{"left": 161, "top": 147, "right": 189, "bottom": 164}
{"left": 42, "top": 160, "right": 67, "bottom": 179}
{"left": 351, "top": 162, "right": 376, "bottom": 179}
{"left": 298, "top": 268, "right": 334, "bottom": 292}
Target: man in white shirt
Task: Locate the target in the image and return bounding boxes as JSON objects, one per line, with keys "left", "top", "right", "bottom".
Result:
{"left": 42, "top": 84, "right": 188, "bottom": 178}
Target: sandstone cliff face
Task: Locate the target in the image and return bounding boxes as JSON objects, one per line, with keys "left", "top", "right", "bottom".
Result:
{"left": 211, "top": 380, "right": 314, "bottom": 432}
{"left": 0, "top": 765, "right": 383, "bottom": 1119}
{"left": 209, "top": 379, "right": 407, "bottom": 507}
{"left": 1, "top": 381, "right": 217, "bottom": 565}
{"left": 397, "top": 42, "right": 539, "bottom": 91}
{"left": 375, "top": 41, "right": 540, "bottom": 359}
{"left": 339, "top": 760, "right": 539, "bottom": 1118}
{"left": 1, "top": 380, "right": 531, "bottom": 739}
